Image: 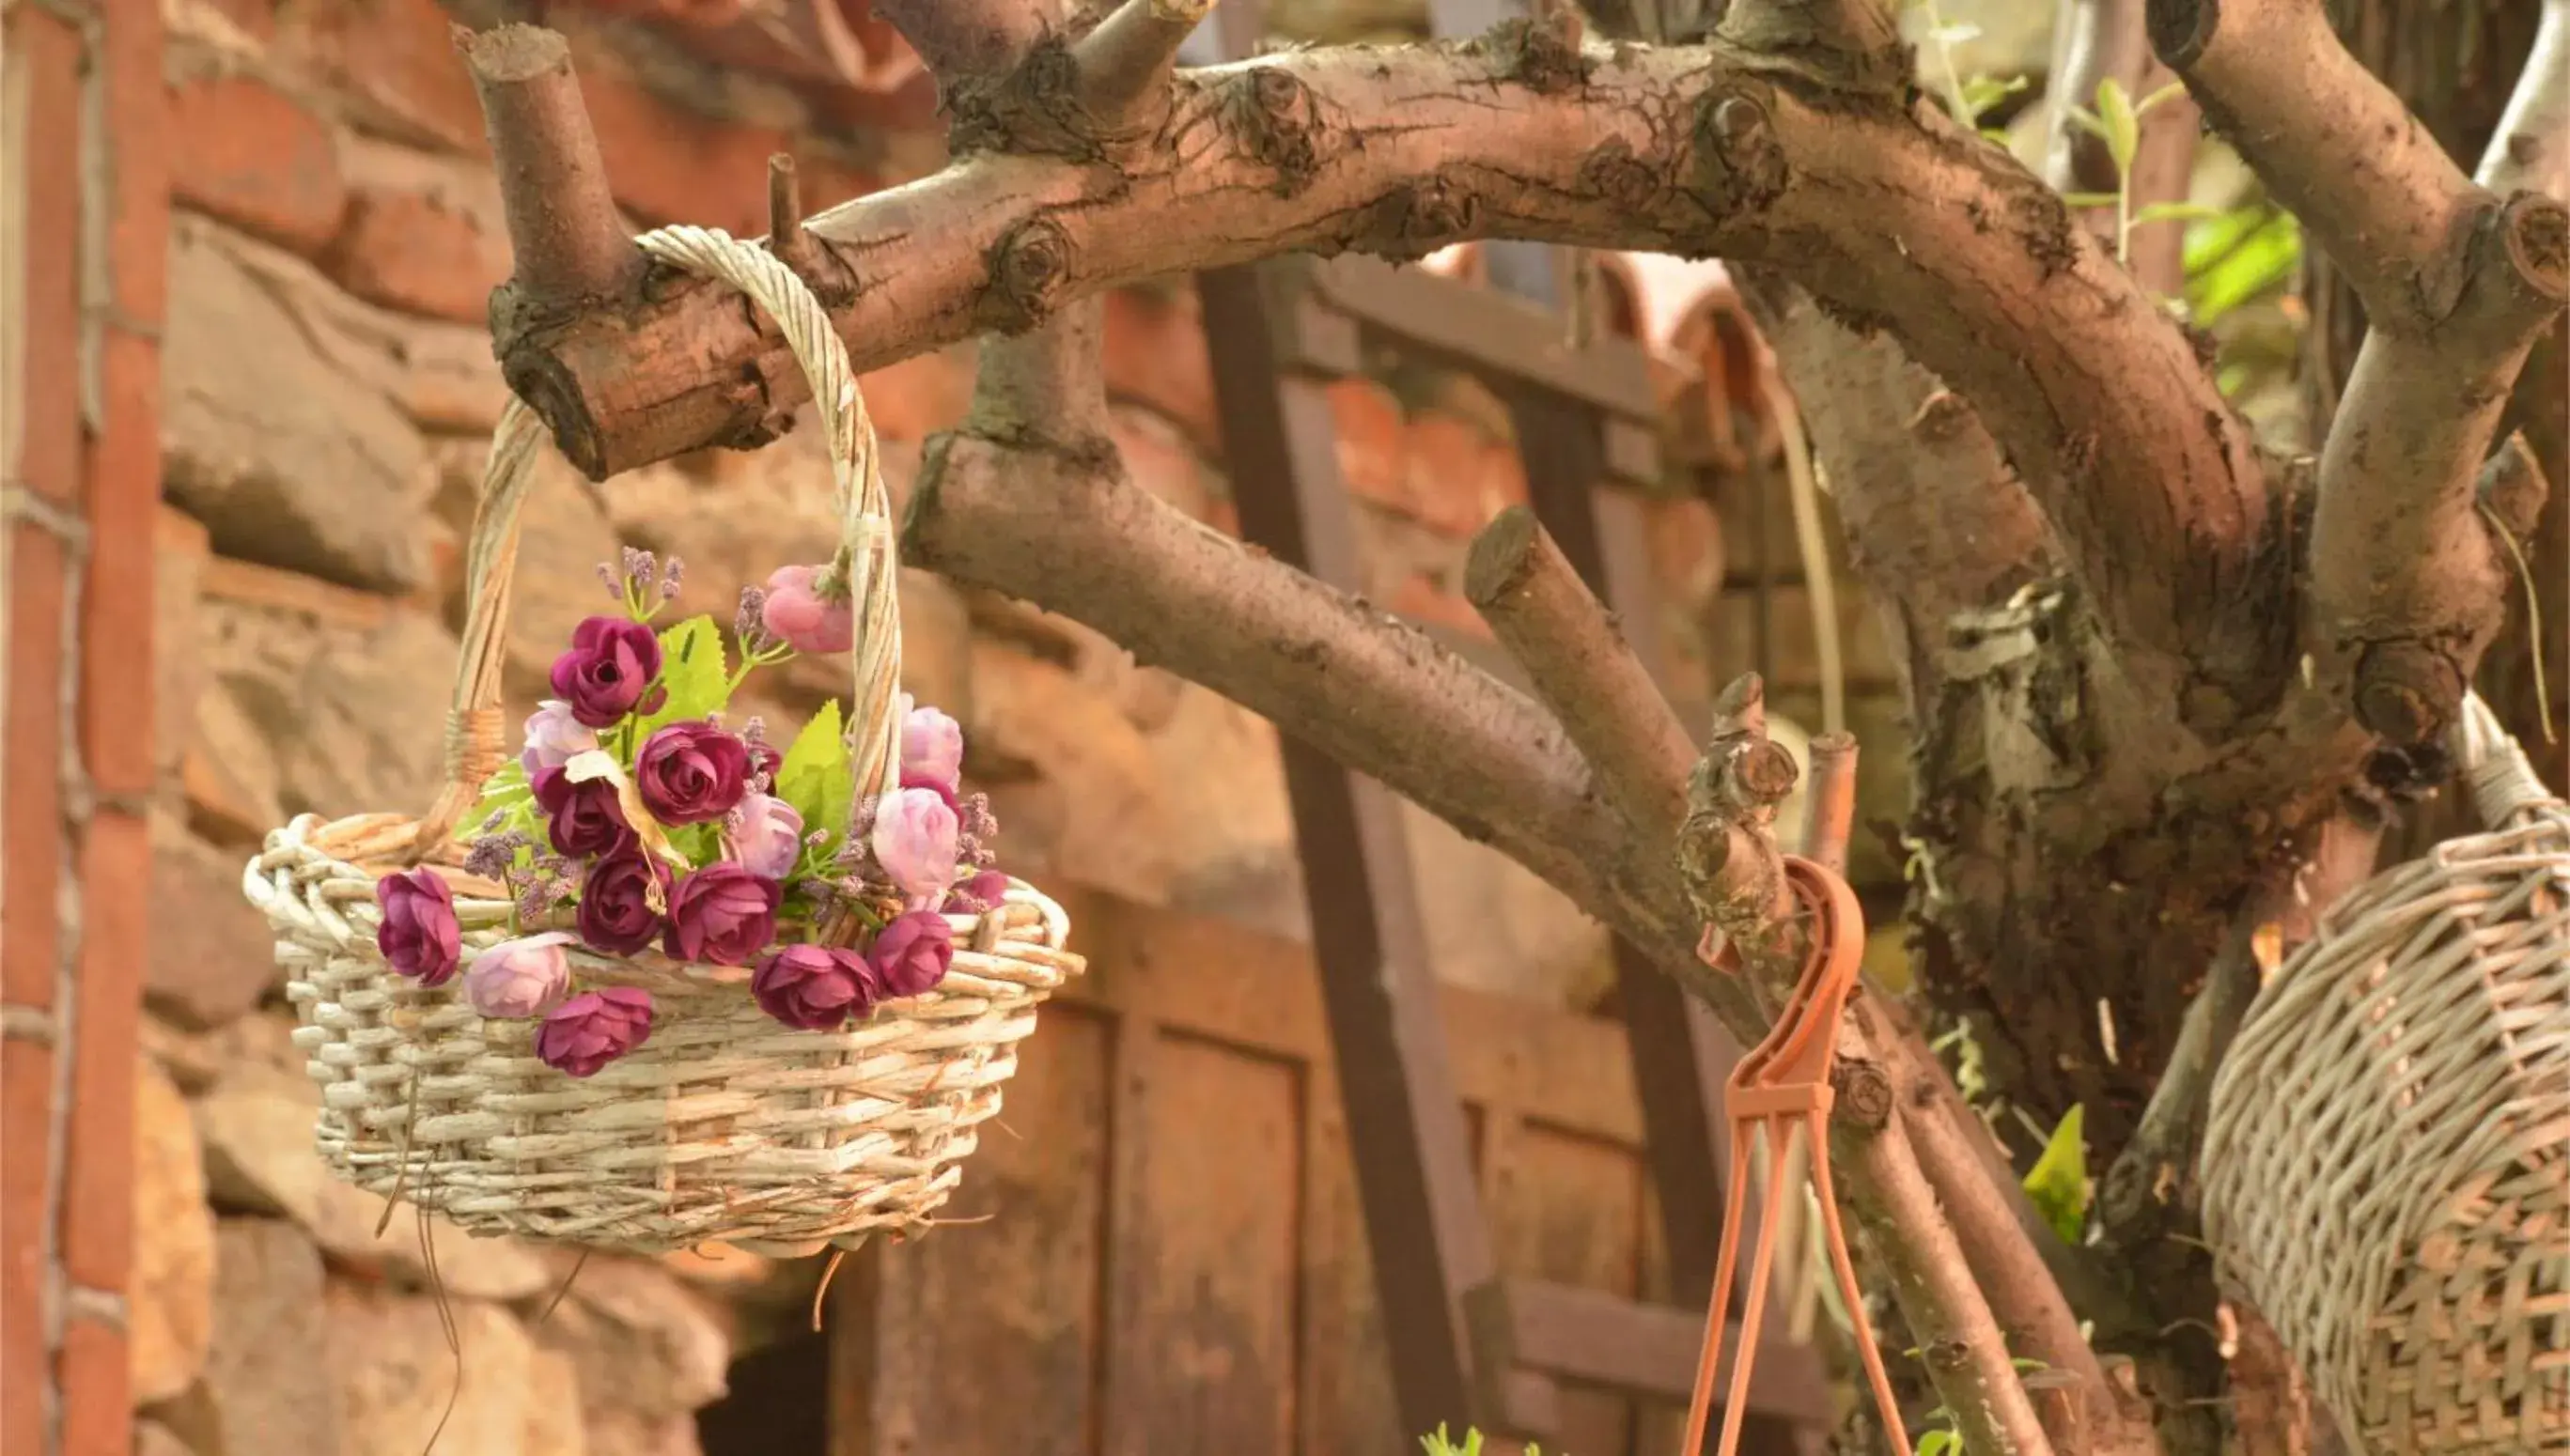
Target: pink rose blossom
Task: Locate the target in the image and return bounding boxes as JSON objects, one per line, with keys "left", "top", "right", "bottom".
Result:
{"left": 464, "top": 933, "right": 574, "bottom": 1019}
{"left": 898, "top": 705, "right": 965, "bottom": 796}
{"left": 868, "top": 911, "right": 955, "bottom": 999}
{"left": 943, "top": 869, "right": 1010, "bottom": 916}
{"left": 535, "top": 987, "right": 654, "bottom": 1077}
{"left": 376, "top": 869, "right": 461, "bottom": 986}
{"left": 759, "top": 564, "right": 855, "bottom": 655}
{"left": 727, "top": 792, "right": 806, "bottom": 879}
{"left": 520, "top": 700, "right": 598, "bottom": 778}
{"left": 870, "top": 786, "right": 960, "bottom": 904}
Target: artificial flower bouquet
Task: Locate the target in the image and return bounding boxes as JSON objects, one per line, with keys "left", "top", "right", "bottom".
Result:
{"left": 369, "top": 549, "right": 1012, "bottom": 1082}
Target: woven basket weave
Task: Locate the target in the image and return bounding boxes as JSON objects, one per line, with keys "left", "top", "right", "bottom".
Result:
{"left": 2202, "top": 694, "right": 2568, "bottom": 1453}
{"left": 240, "top": 226, "right": 1083, "bottom": 1257}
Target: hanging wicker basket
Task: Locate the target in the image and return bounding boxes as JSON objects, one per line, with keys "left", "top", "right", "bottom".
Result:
{"left": 241, "top": 226, "right": 1083, "bottom": 1257}
{"left": 2202, "top": 694, "right": 2569, "bottom": 1453}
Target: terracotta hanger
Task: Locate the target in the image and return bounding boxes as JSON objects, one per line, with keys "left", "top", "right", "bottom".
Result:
{"left": 1681, "top": 854, "right": 1909, "bottom": 1455}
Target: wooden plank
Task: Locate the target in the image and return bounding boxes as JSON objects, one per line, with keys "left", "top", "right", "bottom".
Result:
{"left": 833, "top": 1004, "right": 1115, "bottom": 1456}
{"left": 1464, "top": 1278, "right": 1837, "bottom": 1423}
{"left": 1198, "top": 259, "right": 1497, "bottom": 1442}
{"left": 1489, "top": 1120, "right": 1651, "bottom": 1454}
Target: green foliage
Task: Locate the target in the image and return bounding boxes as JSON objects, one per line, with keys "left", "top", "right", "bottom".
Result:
{"left": 2062, "top": 79, "right": 2202, "bottom": 270}
{"left": 1420, "top": 1428, "right": 1548, "bottom": 1456}
{"left": 2184, "top": 205, "right": 2305, "bottom": 326}
{"left": 774, "top": 699, "right": 854, "bottom": 869}
{"left": 468, "top": 759, "right": 544, "bottom": 849}
{"left": 1917, "top": 1430, "right": 1961, "bottom": 1456}
{"left": 630, "top": 614, "right": 730, "bottom": 744}
{"left": 2022, "top": 1104, "right": 2093, "bottom": 1245}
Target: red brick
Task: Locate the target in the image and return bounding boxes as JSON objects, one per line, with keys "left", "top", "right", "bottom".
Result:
{"left": 1108, "top": 406, "right": 1217, "bottom": 522}
{"left": 56, "top": 1314, "right": 131, "bottom": 1454}
{"left": 324, "top": 186, "right": 511, "bottom": 323}
{"left": 1387, "top": 571, "right": 1492, "bottom": 639}
{"left": 582, "top": 62, "right": 787, "bottom": 236}
{"left": 1642, "top": 495, "right": 1724, "bottom": 605}
{"left": 101, "top": 0, "right": 169, "bottom": 330}
{"left": 1103, "top": 287, "right": 1221, "bottom": 453}
{"left": 11, "top": 5, "right": 84, "bottom": 507}
{"left": 291, "top": 0, "right": 489, "bottom": 155}
{"left": 858, "top": 348, "right": 973, "bottom": 442}
{"left": 169, "top": 76, "right": 348, "bottom": 256}
{"left": 2, "top": 527, "right": 66, "bottom": 1011}
{"left": 1326, "top": 378, "right": 1410, "bottom": 515}
{"left": 59, "top": 811, "right": 148, "bottom": 1295}
{"left": 1404, "top": 410, "right": 1526, "bottom": 538}
{"left": 81, "top": 329, "right": 162, "bottom": 800}
{"left": 0, "top": 1037, "right": 54, "bottom": 1456}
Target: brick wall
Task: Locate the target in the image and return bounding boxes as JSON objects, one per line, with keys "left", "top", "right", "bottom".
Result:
{"left": 4, "top": 0, "right": 171, "bottom": 1448}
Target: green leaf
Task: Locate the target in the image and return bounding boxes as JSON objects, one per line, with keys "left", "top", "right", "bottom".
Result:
{"left": 2095, "top": 78, "right": 2139, "bottom": 172}
{"left": 2022, "top": 1103, "right": 2093, "bottom": 1245}
{"left": 2134, "top": 80, "right": 2191, "bottom": 117}
{"left": 1926, "top": 21, "right": 1981, "bottom": 44}
{"left": 2059, "top": 192, "right": 2122, "bottom": 209}
{"left": 2134, "top": 201, "right": 2225, "bottom": 225}
{"left": 631, "top": 614, "right": 730, "bottom": 744}
{"left": 1917, "top": 1431, "right": 1960, "bottom": 1456}
{"left": 467, "top": 760, "right": 542, "bottom": 844}
{"left": 2064, "top": 106, "right": 2111, "bottom": 146}
{"left": 1959, "top": 72, "right": 2028, "bottom": 121}
{"left": 774, "top": 700, "right": 853, "bottom": 869}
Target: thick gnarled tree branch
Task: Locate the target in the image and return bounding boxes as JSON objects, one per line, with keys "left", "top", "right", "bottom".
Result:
{"left": 2157, "top": 0, "right": 2570, "bottom": 745}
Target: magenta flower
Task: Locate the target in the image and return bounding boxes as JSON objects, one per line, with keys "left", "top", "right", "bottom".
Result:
{"left": 726, "top": 793, "right": 805, "bottom": 880}
{"left": 662, "top": 862, "right": 781, "bottom": 966}
{"left": 550, "top": 615, "right": 663, "bottom": 729}
{"left": 751, "top": 944, "right": 880, "bottom": 1030}
{"left": 532, "top": 765, "right": 632, "bottom": 859}
{"left": 759, "top": 564, "right": 855, "bottom": 656}
{"left": 376, "top": 868, "right": 461, "bottom": 986}
{"left": 869, "top": 911, "right": 955, "bottom": 999}
{"left": 463, "top": 933, "right": 573, "bottom": 1019}
{"left": 870, "top": 786, "right": 960, "bottom": 905}
{"left": 519, "top": 700, "right": 598, "bottom": 778}
{"left": 943, "top": 869, "right": 1010, "bottom": 917}
{"left": 575, "top": 849, "right": 668, "bottom": 956}
{"left": 899, "top": 705, "right": 965, "bottom": 797}
{"left": 535, "top": 987, "right": 654, "bottom": 1077}
{"left": 634, "top": 721, "right": 751, "bottom": 826}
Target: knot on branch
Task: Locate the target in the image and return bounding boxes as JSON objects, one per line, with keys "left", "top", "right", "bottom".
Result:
{"left": 2143, "top": 0, "right": 2220, "bottom": 70}
{"left": 2499, "top": 192, "right": 2569, "bottom": 304}
{"left": 986, "top": 217, "right": 1078, "bottom": 332}
{"left": 1832, "top": 1059, "right": 1895, "bottom": 1130}
{"left": 1677, "top": 674, "right": 1799, "bottom": 952}
{"left": 1487, "top": 11, "right": 1590, "bottom": 94}
{"left": 2353, "top": 639, "right": 2467, "bottom": 746}
{"left": 948, "top": 35, "right": 1100, "bottom": 159}
{"left": 1365, "top": 178, "right": 1483, "bottom": 263}
{"left": 1221, "top": 67, "right": 1321, "bottom": 196}
{"left": 1579, "top": 139, "right": 1667, "bottom": 214}
{"left": 1692, "top": 88, "right": 1788, "bottom": 217}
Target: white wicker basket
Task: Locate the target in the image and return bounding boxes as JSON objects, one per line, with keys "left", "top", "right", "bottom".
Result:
{"left": 240, "top": 226, "right": 1083, "bottom": 1256}
{"left": 2202, "top": 694, "right": 2568, "bottom": 1452}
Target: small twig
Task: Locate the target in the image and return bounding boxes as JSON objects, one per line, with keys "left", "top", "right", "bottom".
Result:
{"left": 1464, "top": 507, "right": 1698, "bottom": 844}
{"left": 1074, "top": 0, "right": 1217, "bottom": 136}
{"left": 1797, "top": 731, "right": 1858, "bottom": 874}
{"left": 455, "top": 23, "right": 640, "bottom": 303}
{"left": 766, "top": 154, "right": 821, "bottom": 278}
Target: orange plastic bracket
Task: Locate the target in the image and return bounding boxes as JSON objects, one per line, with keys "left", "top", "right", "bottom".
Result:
{"left": 1680, "top": 854, "right": 1909, "bottom": 1455}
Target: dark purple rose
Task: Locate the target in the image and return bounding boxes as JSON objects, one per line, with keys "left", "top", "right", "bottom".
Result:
{"left": 868, "top": 911, "right": 955, "bottom": 999}
{"left": 531, "top": 766, "right": 632, "bottom": 858}
{"left": 635, "top": 721, "right": 751, "bottom": 826}
{"left": 751, "top": 944, "right": 880, "bottom": 1030}
{"left": 576, "top": 849, "right": 668, "bottom": 955}
{"left": 746, "top": 736, "right": 784, "bottom": 786}
{"left": 376, "top": 868, "right": 461, "bottom": 986}
{"left": 535, "top": 987, "right": 654, "bottom": 1077}
{"left": 550, "top": 615, "right": 663, "bottom": 729}
{"left": 662, "top": 862, "right": 781, "bottom": 967}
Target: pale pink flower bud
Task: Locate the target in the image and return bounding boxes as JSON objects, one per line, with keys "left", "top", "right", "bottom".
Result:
{"left": 869, "top": 786, "right": 959, "bottom": 904}
{"left": 464, "top": 932, "right": 574, "bottom": 1019}
{"left": 727, "top": 792, "right": 806, "bottom": 880}
{"left": 520, "top": 700, "right": 599, "bottom": 778}
{"left": 759, "top": 564, "right": 855, "bottom": 656}
{"left": 899, "top": 705, "right": 965, "bottom": 796}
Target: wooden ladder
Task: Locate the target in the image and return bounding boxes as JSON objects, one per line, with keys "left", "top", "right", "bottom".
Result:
{"left": 1183, "top": 8, "right": 1837, "bottom": 1449}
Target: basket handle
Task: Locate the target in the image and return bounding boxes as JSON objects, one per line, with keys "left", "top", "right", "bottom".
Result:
{"left": 410, "top": 225, "right": 901, "bottom": 860}
{"left": 2451, "top": 689, "right": 2560, "bottom": 830}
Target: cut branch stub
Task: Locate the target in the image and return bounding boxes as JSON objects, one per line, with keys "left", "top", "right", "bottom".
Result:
{"left": 459, "top": 23, "right": 641, "bottom": 305}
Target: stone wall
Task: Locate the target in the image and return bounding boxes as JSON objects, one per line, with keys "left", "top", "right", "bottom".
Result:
{"left": 109, "top": 3, "right": 1785, "bottom": 1452}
